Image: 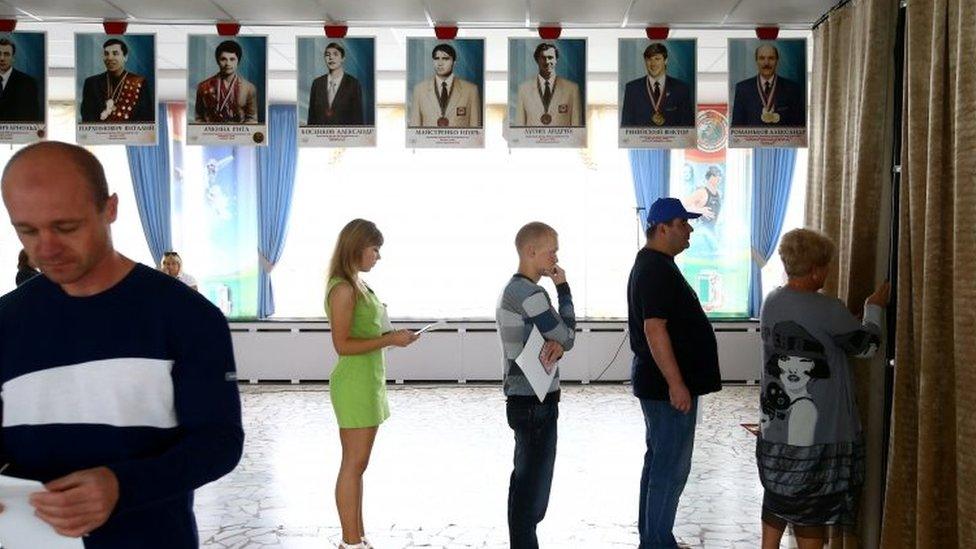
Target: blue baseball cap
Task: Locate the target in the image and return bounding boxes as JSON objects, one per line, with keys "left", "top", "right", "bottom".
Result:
{"left": 647, "top": 197, "right": 701, "bottom": 226}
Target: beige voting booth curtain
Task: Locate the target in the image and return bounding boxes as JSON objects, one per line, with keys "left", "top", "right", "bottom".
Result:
{"left": 807, "top": 0, "right": 899, "bottom": 547}
{"left": 881, "top": 0, "right": 976, "bottom": 547}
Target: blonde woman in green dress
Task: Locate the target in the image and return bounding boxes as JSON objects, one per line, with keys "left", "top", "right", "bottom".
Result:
{"left": 325, "top": 219, "right": 418, "bottom": 549}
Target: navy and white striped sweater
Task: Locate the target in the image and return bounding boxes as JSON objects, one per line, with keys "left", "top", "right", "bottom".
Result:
{"left": 0, "top": 264, "right": 243, "bottom": 548}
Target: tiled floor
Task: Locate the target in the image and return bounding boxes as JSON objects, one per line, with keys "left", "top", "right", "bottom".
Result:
{"left": 196, "top": 384, "right": 794, "bottom": 548}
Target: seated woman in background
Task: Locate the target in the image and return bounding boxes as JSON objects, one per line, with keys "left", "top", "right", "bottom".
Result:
{"left": 16, "top": 249, "right": 39, "bottom": 286}
{"left": 324, "top": 219, "right": 418, "bottom": 549}
{"left": 160, "top": 251, "right": 198, "bottom": 291}
{"left": 757, "top": 228, "right": 889, "bottom": 549}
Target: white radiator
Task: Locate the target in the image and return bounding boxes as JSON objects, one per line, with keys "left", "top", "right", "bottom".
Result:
{"left": 229, "top": 321, "right": 761, "bottom": 384}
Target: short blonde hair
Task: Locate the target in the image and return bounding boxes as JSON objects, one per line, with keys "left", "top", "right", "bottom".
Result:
{"left": 515, "top": 222, "right": 557, "bottom": 253}
{"left": 778, "top": 228, "right": 835, "bottom": 278}
{"left": 160, "top": 251, "right": 182, "bottom": 270}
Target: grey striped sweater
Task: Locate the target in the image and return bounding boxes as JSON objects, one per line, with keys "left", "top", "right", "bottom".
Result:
{"left": 495, "top": 274, "right": 576, "bottom": 397}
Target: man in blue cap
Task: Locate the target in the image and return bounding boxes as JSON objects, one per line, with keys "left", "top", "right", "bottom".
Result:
{"left": 626, "top": 197, "right": 723, "bottom": 548}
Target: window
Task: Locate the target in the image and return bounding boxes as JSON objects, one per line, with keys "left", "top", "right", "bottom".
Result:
{"left": 760, "top": 148, "right": 808, "bottom": 299}
{"left": 0, "top": 104, "right": 807, "bottom": 319}
{"left": 272, "top": 105, "right": 638, "bottom": 319}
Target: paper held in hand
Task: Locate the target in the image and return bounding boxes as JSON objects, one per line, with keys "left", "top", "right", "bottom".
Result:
{"left": 0, "top": 475, "right": 84, "bottom": 549}
{"left": 515, "top": 326, "right": 558, "bottom": 403}
{"left": 414, "top": 321, "right": 448, "bottom": 335}
{"left": 379, "top": 305, "right": 393, "bottom": 333}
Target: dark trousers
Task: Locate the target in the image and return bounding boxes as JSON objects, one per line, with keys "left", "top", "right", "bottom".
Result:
{"left": 506, "top": 396, "right": 558, "bottom": 549}
{"left": 638, "top": 397, "right": 698, "bottom": 549}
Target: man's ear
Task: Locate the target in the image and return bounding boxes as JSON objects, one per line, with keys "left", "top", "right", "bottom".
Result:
{"left": 104, "top": 193, "right": 119, "bottom": 223}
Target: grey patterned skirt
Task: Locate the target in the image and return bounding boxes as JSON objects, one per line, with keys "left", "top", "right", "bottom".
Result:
{"left": 756, "top": 437, "right": 865, "bottom": 526}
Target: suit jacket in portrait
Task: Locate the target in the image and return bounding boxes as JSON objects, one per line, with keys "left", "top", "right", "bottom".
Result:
{"left": 0, "top": 68, "right": 41, "bottom": 122}
{"left": 731, "top": 74, "right": 805, "bottom": 127}
{"left": 194, "top": 73, "right": 258, "bottom": 124}
{"left": 80, "top": 71, "right": 153, "bottom": 123}
{"left": 514, "top": 75, "right": 581, "bottom": 127}
{"left": 408, "top": 77, "right": 481, "bottom": 128}
{"left": 620, "top": 75, "right": 694, "bottom": 127}
{"left": 307, "top": 72, "right": 365, "bottom": 126}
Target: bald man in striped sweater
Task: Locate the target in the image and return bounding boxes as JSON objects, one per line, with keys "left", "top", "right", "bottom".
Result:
{"left": 495, "top": 221, "right": 576, "bottom": 549}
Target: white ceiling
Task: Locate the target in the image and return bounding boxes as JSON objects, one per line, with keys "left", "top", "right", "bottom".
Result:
{"left": 0, "top": 0, "right": 836, "bottom": 27}
{"left": 0, "top": 0, "right": 821, "bottom": 103}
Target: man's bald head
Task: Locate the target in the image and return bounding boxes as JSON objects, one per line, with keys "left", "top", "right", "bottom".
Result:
{"left": 2, "top": 141, "right": 110, "bottom": 211}
{"left": 515, "top": 221, "right": 557, "bottom": 255}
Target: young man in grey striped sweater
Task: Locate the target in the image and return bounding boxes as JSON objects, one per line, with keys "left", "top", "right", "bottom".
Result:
{"left": 495, "top": 221, "right": 576, "bottom": 549}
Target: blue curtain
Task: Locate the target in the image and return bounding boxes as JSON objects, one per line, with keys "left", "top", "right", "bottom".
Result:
{"left": 749, "top": 148, "right": 797, "bottom": 317}
{"left": 255, "top": 104, "right": 298, "bottom": 318}
{"left": 126, "top": 103, "right": 172, "bottom": 265}
{"left": 628, "top": 149, "right": 671, "bottom": 231}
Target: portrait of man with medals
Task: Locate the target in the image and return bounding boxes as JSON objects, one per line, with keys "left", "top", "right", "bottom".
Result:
{"left": 731, "top": 42, "right": 805, "bottom": 127}
{"left": 407, "top": 42, "right": 481, "bottom": 128}
{"left": 620, "top": 42, "right": 695, "bottom": 128}
{"left": 194, "top": 39, "right": 258, "bottom": 124}
{"left": 80, "top": 38, "right": 154, "bottom": 123}
{"left": 306, "top": 41, "right": 366, "bottom": 126}
{"left": 514, "top": 42, "right": 582, "bottom": 127}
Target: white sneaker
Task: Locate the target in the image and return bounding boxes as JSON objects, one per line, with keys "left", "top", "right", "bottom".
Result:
{"left": 362, "top": 537, "right": 374, "bottom": 549}
{"left": 338, "top": 542, "right": 366, "bottom": 549}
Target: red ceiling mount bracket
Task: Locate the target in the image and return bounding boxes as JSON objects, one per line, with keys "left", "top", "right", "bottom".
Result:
{"left": 324, "top": 23, "right": 348, "bottom": 38}
{"left": 0, "top": 19, "right": 17, "bottom": 33}
{"left": 755, "top": 26, "right": 780, "bottom": 40}
{"left": 434, "top": 25, "right": 458, "bottom": 40}
{"left": 538, "top": 25, "right": 561, "bottom": 40}
{"left": 645, "top": 27, "right": 670, "bottom": 40}
{"left": 216, "top": 22, "right": 241, "bottom": 36}
{"left": 102, "top": 20, "right": 128, "bottom": 35}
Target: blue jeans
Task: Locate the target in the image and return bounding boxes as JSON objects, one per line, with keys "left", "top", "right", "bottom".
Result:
{"left": 638, "top": 397, "right": 698, "bottom": 549}
{"left": 506, "top": 397, "right": 558, "bottom": 549}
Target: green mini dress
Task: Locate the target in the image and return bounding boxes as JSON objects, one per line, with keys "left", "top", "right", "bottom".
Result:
{"left": 325, "top": 277, "right": 390, "bottom": 428}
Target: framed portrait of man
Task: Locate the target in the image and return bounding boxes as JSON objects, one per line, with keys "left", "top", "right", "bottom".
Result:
{"left": 0, "top": 31, "right": 46, "bottom": 143}
{"left": 507, "top": 38, "right": 586, "bottom": 148}
{"left": 618, "top": 38, "right": 697, "bottom": 149}
{"left": 297, "top": 36, "right": 376, "bottom": 147}
{"left": 405, "top": 37, "right": 484, "bottom": 148}
{"left": 187, "top": 34, "right": 268, "bottom": 146}
{"left": 728, "top": 38, "right": 807, "bottom": 148}
{"left": 75, "top": 32, "right": 156, "bottom": 145}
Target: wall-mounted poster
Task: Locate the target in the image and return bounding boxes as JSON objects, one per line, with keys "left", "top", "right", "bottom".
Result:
{"left": 618, "top": 38, "right": 696, "bottom": 149}
{"left": 297, "top": 36, "right": 376, "bottom": 147}
{"left": 187, "top": 35, "right": 267, "bottom": 146}
{"left": 75, "top": 33, "right": 156, "bottom": 145}
{"left": 673, "top": 104, "right": 750, "bottom": 317}
{"left": 0, "top": 31, "right": 45, "bottom": 143}
{"left": 507, "top": 38, "right": 586, "bottom": 148}
{"left": 405, "top": 38, "right": 484, "bottom": 148}
{"left": 728, "top": 38, "right": 807, "bottom": 148}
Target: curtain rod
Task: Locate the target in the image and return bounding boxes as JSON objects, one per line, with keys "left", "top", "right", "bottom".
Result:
{"left": 8, "top": 17, "right": 817, "bottom": 32}
{"left": 812, "top": 0, "right": 855, "bottom": 30}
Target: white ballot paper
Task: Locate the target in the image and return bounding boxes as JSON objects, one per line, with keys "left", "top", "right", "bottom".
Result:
{"left": 379, "top": 304, "right": 393, "bottom": 333}
{"left": 515, "top": 326, "right": 557, "bottom": 402}
{"left": 0, "top": 475, "right": 84, "bottom": 549}
{"left": 414, "top": 321, "right": 448, "bottom": 335}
